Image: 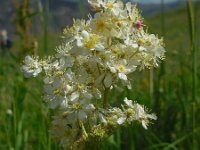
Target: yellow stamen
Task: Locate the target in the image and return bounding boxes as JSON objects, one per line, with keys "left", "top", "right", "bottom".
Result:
{"left": 96, "top": 20, "right": 106, "bottom": 32}
{"left": 106, "top": 2, "right": 114, "bottom": 9}
{"left": 54, "top": 89, "right": 61, "bottom": 95}
{"left": 84, "top": 34, "right": 99, "bottom": 49}
{"left": 72, "top": 103, "right": 81, "bottom": 110}
{"left": 118, "top": 65, "right": 125, "bottom": 72}
{"left": 78, "top": 84, "right": 84, "bottom": 90}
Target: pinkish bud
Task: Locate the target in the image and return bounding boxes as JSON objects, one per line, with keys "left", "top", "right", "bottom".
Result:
{"left": 136, "top": 20, "right": 142, "bottom": 29}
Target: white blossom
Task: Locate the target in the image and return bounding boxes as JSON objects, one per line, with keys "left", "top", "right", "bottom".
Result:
{"left": 21, "top": 56, "right": 42, "bottom": 77}
{"left": 21, "top": 0, "right": 165, "bottom": 148}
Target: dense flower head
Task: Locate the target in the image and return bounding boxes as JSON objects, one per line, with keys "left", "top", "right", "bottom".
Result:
{"left": 21, "top": 0, "right": 165, "bottom": 149}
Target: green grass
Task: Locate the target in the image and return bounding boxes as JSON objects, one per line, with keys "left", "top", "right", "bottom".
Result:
{"left": 0, "top": 1, "right": 200, "bottom": 150}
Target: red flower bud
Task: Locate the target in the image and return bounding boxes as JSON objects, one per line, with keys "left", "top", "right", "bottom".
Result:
{"left": 136, "top": 20, "right": 142, "bottom": 29}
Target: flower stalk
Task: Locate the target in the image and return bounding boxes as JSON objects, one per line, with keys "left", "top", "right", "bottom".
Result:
{"left": 186, "top": 0, "right": 197, "bottom": 148}
{"left": 103, "top": 88, "right": 109, "bottom": 108}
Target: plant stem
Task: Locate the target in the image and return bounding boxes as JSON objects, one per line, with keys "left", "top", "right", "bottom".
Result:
{"left": 149, "top": 69, "right": 154, "bottom": 102}
{"left": 161, "top": 0, "right": 166, "bottom": 37}
{"left": 44, "top": 0, "right": 49, "bottom": 52}
{"left": 186, "top": 0, "right": 196, "bottom": 149}
{"left": 187, "top": 0, "right": 196, "bottom": 103}
{"left": 160, "top": 0, "right": 166, "bottom": 88}
{"left": 13, "top": 97, "right": 17, "bottom": 149}
{"left": 103, "top": 88, "right": 109, "bottom": 108}
{"left": 77, "top": 0, "right": 86, "bottom": 18}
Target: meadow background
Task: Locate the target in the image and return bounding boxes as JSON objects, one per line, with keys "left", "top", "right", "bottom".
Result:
{"left": 0, "top": 0, "right": 199, "bottom": 150}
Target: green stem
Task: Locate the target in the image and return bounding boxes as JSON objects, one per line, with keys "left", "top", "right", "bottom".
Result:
{"left": 79, "top": 121, "right": 88, "bottom": 139}
{"left": 77, "top": 0, "right": 86, "bottom": 18}
{"left": 47, "top": 112, "right": 51, "bottom": 150}
{"left": 13, "top": 97, "right": 17, "bottom": 149}
{"left": 103, "top": 88, "right": 109, "bottom": 108}
{"left": 160, "top": 0, "right": 166, "bottom": 84}
{"left": 44, "top": 0, "right": 49, "bottom": 52}
{"left": 149, "top": 69, "right": 154, "bottom": 103}
{"left": 187, "top": 0, "right": 196, "bottom": 103}
{"left": 186, "top": 0, "right": 196, "bottom": 149}
{"left": 161, "top": 0, "right": 166, "bottom": 37}
{"left": 192, "top": 102, "right": 196, "bottom": 149}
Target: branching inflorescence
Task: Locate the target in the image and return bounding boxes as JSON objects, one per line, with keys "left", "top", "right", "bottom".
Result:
{"left": 21, "top": 0, "right": 165, "bottom": 149}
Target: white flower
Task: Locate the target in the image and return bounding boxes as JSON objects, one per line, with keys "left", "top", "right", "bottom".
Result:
{"left": 44, "top": 84, "right": 65, "bottom": 109}
{"left": 66, "top": 101, "right": 96, "bottom": 123}
{"left": 108, "top": 59, "right": 137, "bottom": 81}
{"left": 124, "top": 36, "right": 138, "bottom": 49}
{"left": 50, "top": 113, "right": 79, "bottom": 147}
{"left": 134, "top": 104, "right": 157, "bottom": 129}
{"left": 76, "top": 30, "right": 104, "bottom": 51}
{"left": 126, "top": 2, "right": 140, "bottom": 22}
{"left": 88, "top": 0, "right": 103, "bottom": 9}
{"left": 61, "top": 56, "right": 75, "bottom": 68}
{"left": 21, "top": 56, "right": 42, "bottom": 77}
{"left": 101, "top": 0, "right": 123, "bottom": 16}
{"left": 123, "top": 97, "right": 157, "bottom": 129}
{"left": 21, "top": 0, "right": 165, "bottom": 148}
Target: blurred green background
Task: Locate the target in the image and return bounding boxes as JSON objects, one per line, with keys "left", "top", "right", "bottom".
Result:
{"left": 0, "top": 0, "right": 199, "bottom": 149}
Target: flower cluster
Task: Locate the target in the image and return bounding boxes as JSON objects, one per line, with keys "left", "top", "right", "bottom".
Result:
{"left": 21, "top": 0, "right": 165, "bottom": 149}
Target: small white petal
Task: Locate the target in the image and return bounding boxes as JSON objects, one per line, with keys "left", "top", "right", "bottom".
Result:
{"left": 124, "top": 97, "right": 133, "bottom": 107}
{"left": 50, "top": 97, "right": 63, "bottom": 109}
{"left": 83, "top": 91, "right": 93, "bottom": 100}
{"left": 95, "top": 43, "right": 104, "bottom": 51}
{"left": 109, "top": 66, "right": 117, "bottom": 73}
{"left": 85, "top": 104, "right": 95, "bottom": 111}
{"left": 63, "top": 85, "right": 72, "bottom": 94}
{"left": 139, "top": 46, "right": 146, "bottom": 51}
{"left": 147, "top": 114, "right": 157, "bottom": 120}
{"left": 71, "top": 92, "right": 80, "bottom": 102}
{"left": 61, "top": 98, "right": 68, "bottom": 108}
{"left": 118, "top": 73, "right": 127, "bottom": 81}
{"left": 81, "top": 30, "right": 89, "bottom": 39}
{"left": 94, "top": 89, "right": 102, "bottom": 99}
{"left": 78, "top": 110, "right": 87, "bottom": 121}
{"left": 24, "top": 55, "right": 33, "bottom": 63}
{"left": 132, "top": 43, "right": 138, "bottom": 48}
{"left": 142, "top": 121, "right": 148, "bottom": 130}
{"left": 104, "top": 73, "right": 113, "bottom": 88}
{"left": 99, "top": 113, "right": 107, "bottom": 124}
{"left": 65, "top": 56, "right": 75, "bottom": 67}
{"left": 117, "top": 117, "right": 126, "bottom": 125}
{"left": 127, "top": 81, "right": 132, "bottom": 90}
{"left": 77, "top": 38, "right": 83, "bottom": 47}
{"left": 44, "top": 77, "right": 54, "bottom": 84}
